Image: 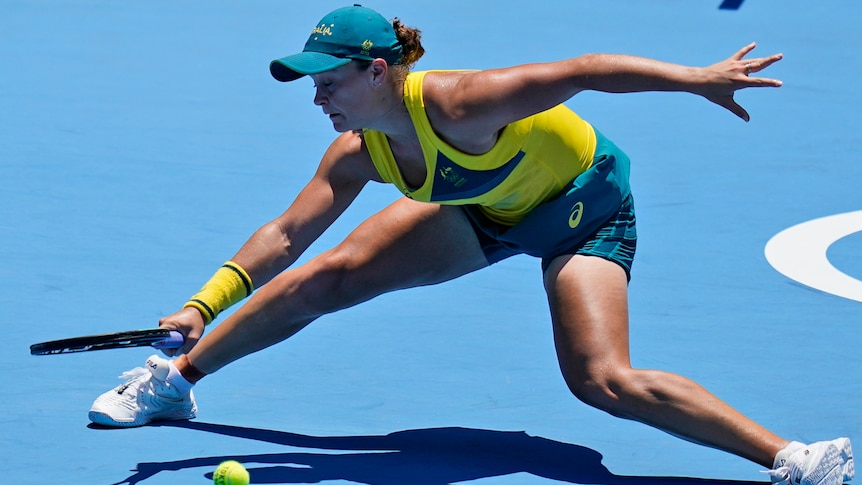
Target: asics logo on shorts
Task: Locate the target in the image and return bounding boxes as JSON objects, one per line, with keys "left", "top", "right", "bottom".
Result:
{"left": 568, "top": 201, "right": 584, "bottom": 229}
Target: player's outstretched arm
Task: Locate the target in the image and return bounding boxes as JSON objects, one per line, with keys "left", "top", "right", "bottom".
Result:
{"left": 429, "top": 43, "right": 782, "bottom": 138}
{"left": 159, "top": 131, "right": 377, "bottom": 356}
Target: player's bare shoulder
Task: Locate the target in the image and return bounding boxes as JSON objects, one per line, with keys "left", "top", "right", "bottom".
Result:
{"left": 420, "top": 70, "right": 503, "bottom": 154}
{"left": 421, "top": 71, "right": 474, "bottom": 121}
{"left": 320, "top": 131, "right": 382, "bottom": 184}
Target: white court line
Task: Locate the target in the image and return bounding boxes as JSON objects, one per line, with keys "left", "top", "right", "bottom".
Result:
{"left": 765, "top": 210, "right": 862, "bottom": 303}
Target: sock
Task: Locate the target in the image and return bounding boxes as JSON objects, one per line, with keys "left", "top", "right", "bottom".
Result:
{"left": 166, "top": 357, "right": 196, "bottom": 395}
{"left": 174, "top": 354, "right": 208, "bottom": 386}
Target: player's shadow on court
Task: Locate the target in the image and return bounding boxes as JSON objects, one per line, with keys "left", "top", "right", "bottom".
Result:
{"left": 104, "top": 421, "right": 765, "bottom": 484}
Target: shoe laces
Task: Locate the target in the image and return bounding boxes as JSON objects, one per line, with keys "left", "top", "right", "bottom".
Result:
{"left": 119, "top": 363, "right": 184, "bottom": 403}
{"left": 763, "top": 466, "right": 791, "bottom": 485}
{"left": 119, "top": 367, "right": 150, "bottom": 381}
{"left": 114, "top": 367, "right": 153, "bottom": 398}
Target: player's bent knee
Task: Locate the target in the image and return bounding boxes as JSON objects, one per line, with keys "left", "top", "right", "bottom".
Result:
{"left": 565, "top": 368, "right": 639, "bottom": 419}
{"left": 298, "top": 246, "right": 381, "bottom": 313}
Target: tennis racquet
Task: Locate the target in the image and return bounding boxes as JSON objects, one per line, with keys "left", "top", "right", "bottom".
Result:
{"left": 30, "top": 329, "right": 184, "bottom": 355}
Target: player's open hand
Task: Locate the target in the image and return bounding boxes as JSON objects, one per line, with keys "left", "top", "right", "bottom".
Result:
{"left": 700, "top": 42, "right": 783, "bottom": 122}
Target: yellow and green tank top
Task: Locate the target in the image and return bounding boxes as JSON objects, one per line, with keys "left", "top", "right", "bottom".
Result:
{"left": 363, "top": 70, "right": 597, "bottom": 226}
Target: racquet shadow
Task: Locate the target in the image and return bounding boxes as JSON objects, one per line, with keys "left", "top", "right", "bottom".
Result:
{"left": 99, "top": 421, "right": 767, "bottom": 484}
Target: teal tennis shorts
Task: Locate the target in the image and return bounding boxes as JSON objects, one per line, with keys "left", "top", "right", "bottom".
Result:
{"left": 462, "top": 131, "right": 637, "bottom": 278}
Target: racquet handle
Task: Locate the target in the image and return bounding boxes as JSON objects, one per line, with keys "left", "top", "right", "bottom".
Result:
{"left": 151, "top": 331, "right": 185, "bottom": 349}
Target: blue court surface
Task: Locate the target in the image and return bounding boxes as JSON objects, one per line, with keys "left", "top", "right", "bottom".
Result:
{"left": 2, "top": 0, "right": 860, "bottom": 483}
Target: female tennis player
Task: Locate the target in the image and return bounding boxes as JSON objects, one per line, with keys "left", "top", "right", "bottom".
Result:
{"left": 90, "top": 5, "right": 852, "bottom": 484}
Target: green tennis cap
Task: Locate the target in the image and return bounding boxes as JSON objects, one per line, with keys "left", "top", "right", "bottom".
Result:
{"left": 270, "top": 4, "right": 402, "bottom": 82}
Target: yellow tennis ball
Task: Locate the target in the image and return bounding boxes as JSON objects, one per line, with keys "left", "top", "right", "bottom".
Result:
{"left": 213, "top": 460, "right": 250, "bottom": 485}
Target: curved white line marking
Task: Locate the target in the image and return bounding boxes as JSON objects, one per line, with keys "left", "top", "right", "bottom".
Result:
{"left": 765, "top": 210, "right": 862, "bottom": 302}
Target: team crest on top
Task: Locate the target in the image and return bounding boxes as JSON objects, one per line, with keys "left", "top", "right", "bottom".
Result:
{"left": 360, "top": 40, "right": 374, "bottom": 56}
{"left": 439, "top": 166, "right": 467, "bottom": 188}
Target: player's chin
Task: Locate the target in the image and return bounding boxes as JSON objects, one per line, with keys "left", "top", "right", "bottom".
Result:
{"left": 328, "top": 115, "right": 356, "bottom": 133}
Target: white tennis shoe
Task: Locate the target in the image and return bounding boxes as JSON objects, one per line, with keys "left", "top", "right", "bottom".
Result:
{"left": 766, "top": 438, "right": 854, "bottom": 485}
{"left": 89, "top": 354, "right": 197, "bottom": 427}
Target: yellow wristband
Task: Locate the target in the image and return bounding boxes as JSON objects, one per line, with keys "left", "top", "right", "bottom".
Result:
{"left": 184, "top": 261, "right": 253, "bottom": 325}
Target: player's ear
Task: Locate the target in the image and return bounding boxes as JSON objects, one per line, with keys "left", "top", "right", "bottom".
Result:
{"left": 369, "top": 59, "right": 388, "bottom": 86}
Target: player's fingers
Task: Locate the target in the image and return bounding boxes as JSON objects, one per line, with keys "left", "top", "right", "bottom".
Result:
{"left": 748, "top": 76, "right": 783, "bottom": 88}
{"left": 161, "top": 336, "right": 197, "bottom": 357}
{"left": 158, "top": 322, "right": 180, "bottom": 356}
{"left": 710, "top": 95, "right": 750, "bottom": 122}
{"left": 730, "top": 102, "right": 750, "bottom": 122}
{"left": 733, "top": 42, "right": 757, "bottom": 60}
{"left": 744, "top": 53, "right": 783, "bottom": 76}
